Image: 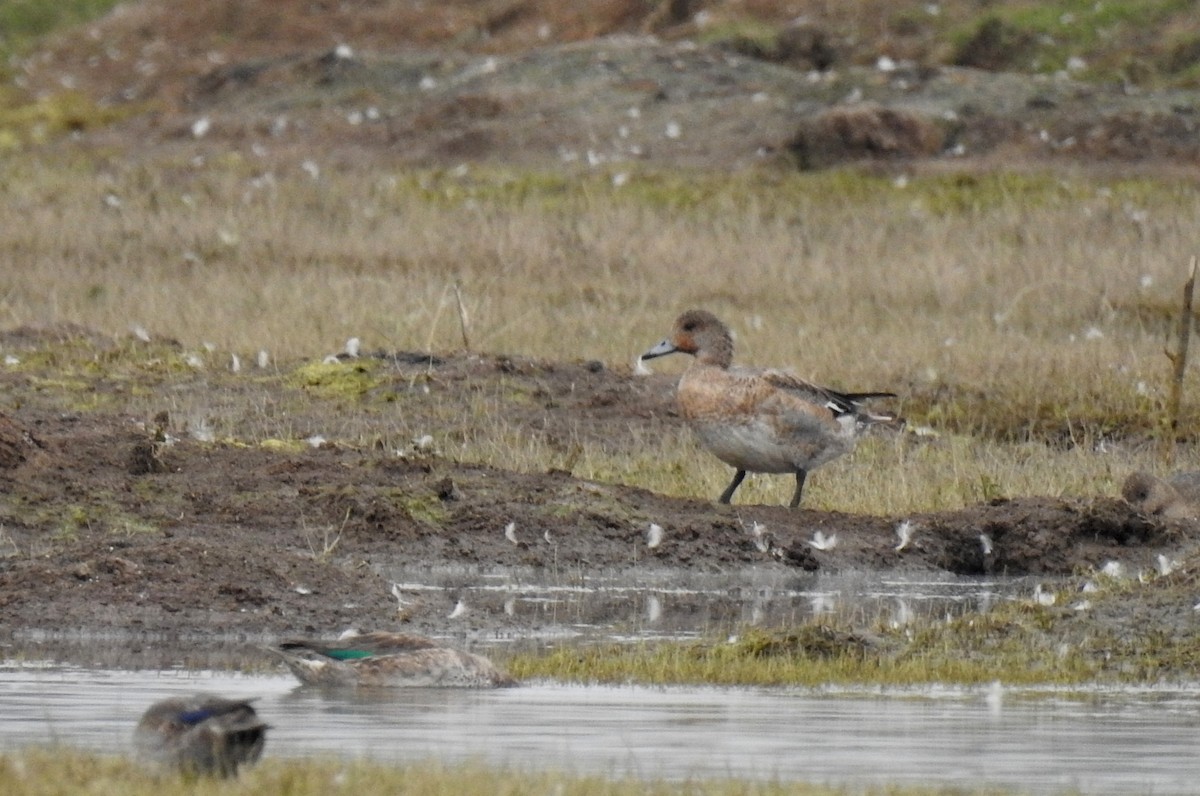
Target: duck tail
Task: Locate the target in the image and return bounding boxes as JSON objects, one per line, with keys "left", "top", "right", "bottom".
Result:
{"left": 826, "top": 390, "right": 902, "bottom": 428}
{"left": 841, "top": 390, "right": 897, "bottom": 402}
{"left": 859, "top": 409, "right": 905, "bottom": 428}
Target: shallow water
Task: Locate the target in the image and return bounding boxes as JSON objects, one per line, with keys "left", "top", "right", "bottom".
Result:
{"left": 7, "top": 569, "right": 1027, "bottom": 669}
{"left": 387, "top": 566, "right": 1021, "bottom": 643}
{"left": 3, "top": 665, "right": 1199, "bottom": 794}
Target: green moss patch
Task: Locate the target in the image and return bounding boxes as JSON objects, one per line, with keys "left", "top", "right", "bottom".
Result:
{"left": 289, "top": 359, "right": 385, "bottom": 401}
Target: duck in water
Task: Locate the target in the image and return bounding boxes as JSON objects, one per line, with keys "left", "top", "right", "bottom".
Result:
{"left": 267, "top": 630, "right": 516, "bottom": 688}
{"left": 133, "top": 694, "right": 267, "bottom": 778}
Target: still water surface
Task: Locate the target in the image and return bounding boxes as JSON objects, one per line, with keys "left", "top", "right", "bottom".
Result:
{"left": 3, "top": 665, "right": 1199, "bottom": 794}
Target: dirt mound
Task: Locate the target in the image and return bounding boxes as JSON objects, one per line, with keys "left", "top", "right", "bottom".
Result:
{"left": 0, "top": 321, "right": 1196, "bottom": 663}
{"left": 15, "top": 1, "right": 1200, "bottom": 171}
{"left": 0, "top": 415, "right": 44, "bottom": 470}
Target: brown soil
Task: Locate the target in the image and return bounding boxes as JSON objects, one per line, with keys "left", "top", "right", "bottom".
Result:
{"left": 16, "top": 0, "right": 1200, "bottom": 173}
{"left": 1, "top": 326, "right": 1196, "bottom": 664}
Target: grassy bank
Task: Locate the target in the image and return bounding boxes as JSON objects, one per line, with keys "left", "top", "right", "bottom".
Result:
{"left": 506, "top": 565, "right": 1200, "bottom": 688}
{"left": 0, "top": 749, "right": 1021, "bottom": 796}
{"left": 3, "top": 159, "right": 1199, "bottom": 512}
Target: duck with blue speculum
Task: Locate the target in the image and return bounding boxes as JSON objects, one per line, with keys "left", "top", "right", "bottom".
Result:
{"left": 133, "top": 694, "right": 267, "bottom": 778}
{"left": 267, "top": 630, "right": 517, "bottom": 688}
{"left": 642, "top": 309, "right": 900, "bottom": 507}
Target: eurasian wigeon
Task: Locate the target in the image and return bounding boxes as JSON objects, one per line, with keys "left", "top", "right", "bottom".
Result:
{"left": 134, "top": 694, "right": 267, "bottom": 778}
{"left": 1121, "top": 471, "right": 1200, "bottom": 519}
{"left": 268, "top": 630, "right": 517, "bottom": 688}
{"left": 641, "top": 309, "right": 898, "bottom": 507}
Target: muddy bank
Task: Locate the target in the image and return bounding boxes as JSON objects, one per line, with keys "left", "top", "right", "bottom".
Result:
{"left": 0, "top": 359, "right": 1194, "bottom": 660}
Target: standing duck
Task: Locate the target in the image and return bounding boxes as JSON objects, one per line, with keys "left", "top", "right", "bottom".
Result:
{"left": 642, "top": 309, "right": 898, "bottom": 507}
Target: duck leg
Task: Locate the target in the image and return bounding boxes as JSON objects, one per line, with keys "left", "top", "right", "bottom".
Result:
{"left": 788, "top": 469, "right": 808, "bottom": 508}
{"left": 718, "top": 470, "right": 747, "bottom": 504}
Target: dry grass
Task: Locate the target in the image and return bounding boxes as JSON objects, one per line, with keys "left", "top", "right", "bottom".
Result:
{"left": 4, "top": 156, "right": 1200, "bottom": 512}
{"left": 0, "top": 749, "right": 1013, "bottom": 796}
{"left": 1, "top": 160, "right": 1189, "bottom": 369}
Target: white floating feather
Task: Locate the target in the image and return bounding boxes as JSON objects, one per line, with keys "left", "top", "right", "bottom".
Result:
{"left": 191, "top": 116, "right": 211, "bottom": 138}
{"left": 1156, "top": 554, "right": 1179, "bottom": 577}
{"left": 985, "top": 680, "right": 1003, "bottom": 717}
{"left": 646, "top": 523, "right": 664, "bottom": 549}
{"left": 504, "top": 522, "right": 519, "bottom": 545}
{"left": 808, "top": 530, "right": 837, "bottom": 551}
{"left": 749, "top": 521, "right": 771, "bottom": 553}
{"left": 646, "top": 594, "right": 662, "bottom": 622}
{"left": 979, "top": 533, "right": 993, "bottom": 555}
{"left": 189, "top": 419, "right": 215, "bottom": 443}
{"left": 890, "top": 598, "right": 913, "bottom": 628}
{"left": 447, "top": 599, "right": 467, "bottom": 619}
{"left": 894, "top": 520, "right": 914, "bottom": 551}
{"left": 809, "top": 593, "right": 835, "bottom": 614}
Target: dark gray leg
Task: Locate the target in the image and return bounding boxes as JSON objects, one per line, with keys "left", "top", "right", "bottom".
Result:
{"left": 718, "top": 470, "right": 747, "bottom": 504}
{"left": 788, "top": 469, "right": 808, "bottom": 508}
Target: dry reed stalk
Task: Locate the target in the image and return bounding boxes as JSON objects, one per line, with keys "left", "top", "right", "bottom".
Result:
{"left": 453, "top": 280, "right": 471, "bottom": 351}
{"left": 1161, "top": 255, "right": 1198, "bottom": 466}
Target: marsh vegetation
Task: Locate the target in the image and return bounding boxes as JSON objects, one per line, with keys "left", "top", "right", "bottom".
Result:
{"left": 5, "top": 161, "right": 1200, "bottom": 511}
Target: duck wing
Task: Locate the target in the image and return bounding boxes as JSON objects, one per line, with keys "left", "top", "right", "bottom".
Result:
{"left": 177, "top": 696, "right": 263, "bottom": 731}
{"left": 278, "top": 631, "right": 441, "bottom": 661}
{"left": 759, "top": 369, "right": 896, "bottom": 419}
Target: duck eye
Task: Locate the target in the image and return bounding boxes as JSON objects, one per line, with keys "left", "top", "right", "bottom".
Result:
{"left": 682, "top": 322, "right": 696, "bottom": 332}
